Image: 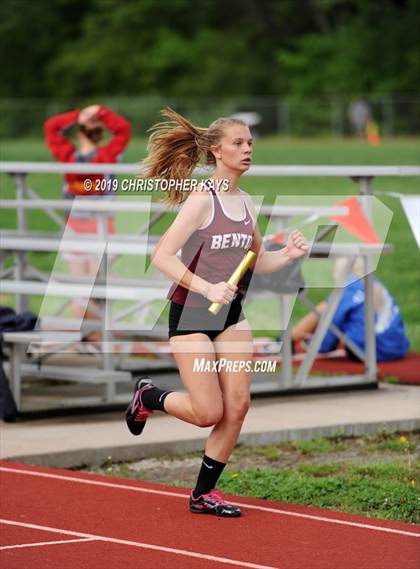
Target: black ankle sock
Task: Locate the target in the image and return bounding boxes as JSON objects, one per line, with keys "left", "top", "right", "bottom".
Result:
{"left": 193, "top": 454, "right": 227, "bottom": 498}
{"left": 141, "top": 385, "right": 173, "bottom": 413}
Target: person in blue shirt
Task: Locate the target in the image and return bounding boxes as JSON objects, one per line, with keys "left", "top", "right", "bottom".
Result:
{"left": 292, "top": 258, "right": 410, "bottom": 362}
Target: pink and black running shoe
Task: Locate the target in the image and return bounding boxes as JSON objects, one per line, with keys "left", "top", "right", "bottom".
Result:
{"left": 189, "top": 489, "right": 241, "bottom": 517}
{"left": 125, "top": 377, "right": 155, "bottom": 436}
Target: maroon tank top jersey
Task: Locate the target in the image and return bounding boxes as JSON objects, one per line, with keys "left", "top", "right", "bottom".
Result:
{"left": 167, "top": 183, "right": 255, "bottom": 307}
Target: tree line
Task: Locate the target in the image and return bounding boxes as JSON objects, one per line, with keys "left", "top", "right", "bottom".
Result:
{"left": 1, "top": 0, "right": 418, "bottom": 100}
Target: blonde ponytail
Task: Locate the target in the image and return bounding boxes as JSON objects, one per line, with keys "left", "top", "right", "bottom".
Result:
{"left": 142, "top": 108, "right": 247, "bottom": 207}
{"left": 142, "top": 108, "right": 207, "bottom": 206}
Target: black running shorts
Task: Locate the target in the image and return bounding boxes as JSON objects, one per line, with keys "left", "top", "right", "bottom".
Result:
{"left": 168, "top": 294, "right": 245, "bottom": 341}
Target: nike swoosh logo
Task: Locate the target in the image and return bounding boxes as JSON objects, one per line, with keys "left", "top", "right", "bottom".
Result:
{"left": 203, "top": 461, "right": 214, "bottom": 469}
{"left": 244, "top": 220, "right": 250, "bottom": 225}
{"left": 159, "top": 391, "right": 169, "bottom": 402}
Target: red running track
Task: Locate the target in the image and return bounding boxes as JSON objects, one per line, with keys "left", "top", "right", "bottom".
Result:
{"left": 1, "top": 460, "right": 419, "bottom": 569}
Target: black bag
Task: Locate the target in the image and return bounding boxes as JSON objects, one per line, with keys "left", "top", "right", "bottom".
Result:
{"left": 0, "top": 363, "right": 18, "bottom": 421}
{"left": 0, "top": 306, "right": 38, "bottom": 333}
{"left": 0, "top": 306, "right": 38, "bottom": 421}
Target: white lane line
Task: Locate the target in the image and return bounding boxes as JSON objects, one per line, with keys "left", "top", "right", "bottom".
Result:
{"left": 0, "top": 537, "right": 96, "bottom": 551}
{"left": 1, "top": 465, "right": 419, "bottom": 539}
{"left": 0, "top": 519, "right": 279, "bottom": 569}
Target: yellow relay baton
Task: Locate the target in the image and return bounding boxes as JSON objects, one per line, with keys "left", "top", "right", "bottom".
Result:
{"left": 208, "top": 250, "right": 257, "bottom": 315}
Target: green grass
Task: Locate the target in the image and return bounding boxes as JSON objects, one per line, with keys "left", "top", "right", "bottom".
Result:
{"left": 232, "top": 433, "right": 416, "bottom": 456}
{"left": 366, "top": 434, "right": 417, "bottom": 454}
{"left": 231, "top": 435, "right": 349, "bottom": 459}
{"left": 217, "top": 461, "right": 419, "bottom": 524}
{"left": 382, "top": 376, "right": 401, "bottom": 384}
{"left": 280, "top": 437, "right": 347, "bottom": 455}
{"left": 1, "top": 136, "right": 419, "bottom": 347}
{"left": 226, "top": 436, "right": 420, "bottom": 524}
{"left": 85, "top": 433, "right": 420, "bottom": 524}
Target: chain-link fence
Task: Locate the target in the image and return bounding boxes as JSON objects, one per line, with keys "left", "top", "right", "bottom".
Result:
{"left": 0, "top": 95, "right": 418, "bottom": 139}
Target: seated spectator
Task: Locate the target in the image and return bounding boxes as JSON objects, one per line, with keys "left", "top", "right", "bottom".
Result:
{"left": 292, "top": 258, "right": 410, "bottom": 362}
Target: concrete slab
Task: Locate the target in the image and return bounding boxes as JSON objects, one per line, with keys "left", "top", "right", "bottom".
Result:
{"left": 1, "top": 383, "right": 419, "bottom": 469}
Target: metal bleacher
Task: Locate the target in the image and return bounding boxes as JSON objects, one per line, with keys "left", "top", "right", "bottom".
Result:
{"left": 1, "top": 161, "right": 418, "bottom": 411}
